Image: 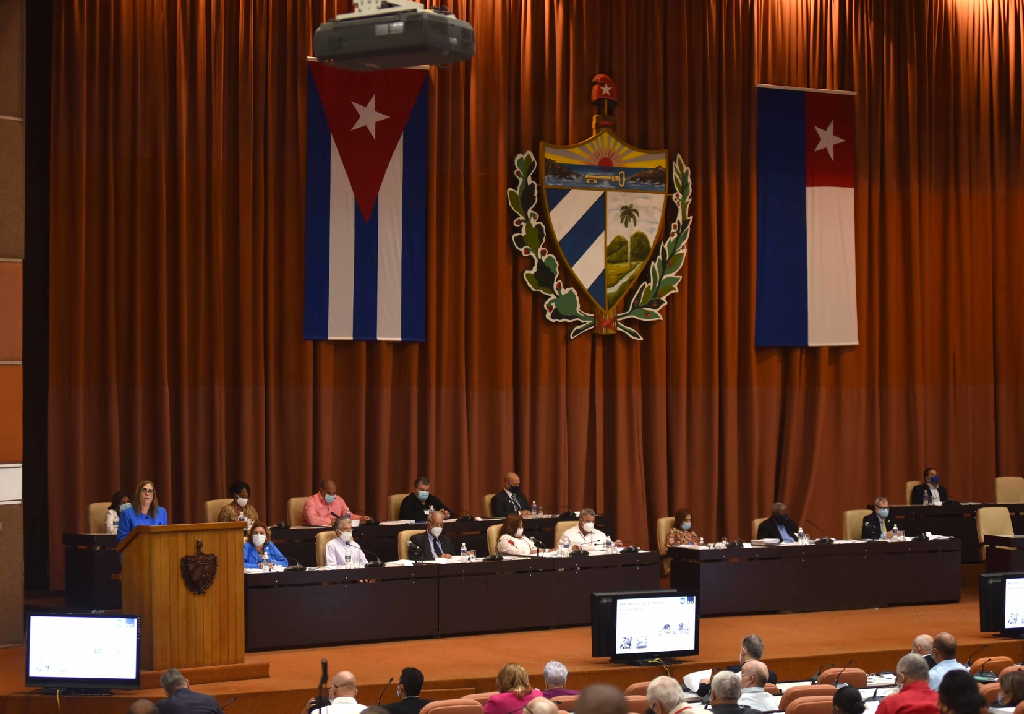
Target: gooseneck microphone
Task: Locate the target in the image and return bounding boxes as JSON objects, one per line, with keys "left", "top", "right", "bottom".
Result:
{"left": 378, "top": 677, "right": 394, "bottom": 706}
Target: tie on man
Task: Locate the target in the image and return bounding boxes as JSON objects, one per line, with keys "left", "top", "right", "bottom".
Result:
{"left": 432, "top": 536, "right": 442, "bottom": 556}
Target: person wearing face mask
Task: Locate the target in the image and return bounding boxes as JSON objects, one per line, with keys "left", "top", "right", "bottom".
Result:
{"left": 491, "top": 472, "right": 531, "bottom": 518}
{"left": 383, "top": 668, "right": 430, "bottom": 714}
{"left": 244, "top": 521, "right": 288, "bottom": 569}
{"left": 409, "top": 511, "right": 457, "bottom": 560}
{"left": 117, "top": 480, "right": 169, "bottom": 541}
{"left": 303, "top": 479, "right": 370, "bottom": 527}
{"left": 325, "top": 516, "right": 368, "bottom": 568}
{"left": 877, "top": 654, "right": 941, "bottom": 714}
{"left": 217, "top": 480, "right": 260, "bottom": 527}
{"left": 105, "top": 491, "right": 131, "bottom": 535}
{"left": 559, "top": 508, "right": 619, "bottom": 550}
{"left": 399, "top": 477, "right": 453, "bottom": 521}
{"left": 755, "top": 503, "right": 800, "bottom": 542}
{"left": 667, "top": 508, "right": 701, "bottom": 546}
{"left": 497, "top": 514, "right": 533, "bottom": 556}
{"left": 861, "top": 497, "right": 896, "bottom": 540}
{"left": 912, "top": 468, "right": 949, "bottom": 506}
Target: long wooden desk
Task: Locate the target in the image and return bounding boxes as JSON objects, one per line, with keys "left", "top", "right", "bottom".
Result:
{"left": 669, "top": 538, "right": 961, "bottom": 616}
{"left": 889, "top": 504, "right": 1024, "bottom": 563}
{"left": 244, "top": 550, "right": 660, "bottom": 650}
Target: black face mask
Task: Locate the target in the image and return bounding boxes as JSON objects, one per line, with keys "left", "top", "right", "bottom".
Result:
{"left": 509, "top": 486, "right": 521, "bottom": 493}
{"left": 775, "top": 513, "right": 789, "bottom": 523}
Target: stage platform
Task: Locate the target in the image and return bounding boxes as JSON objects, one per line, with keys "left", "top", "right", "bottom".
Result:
{"left": 1, "top": 568, "right": 1020, "bottom": 714}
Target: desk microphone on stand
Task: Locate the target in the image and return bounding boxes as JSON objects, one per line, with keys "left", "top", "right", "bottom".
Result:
{"left": 378, "top": 677, "right": 394, "bottom": 706}
{"left": 308, "top": 658, "right": 330, "bottom": 713}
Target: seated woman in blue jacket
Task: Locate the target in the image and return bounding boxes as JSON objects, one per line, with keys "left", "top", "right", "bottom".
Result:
{"left": 244, "top": 522, "right": 289, "bottom": 569}
{"left": 116, "top": 480, "right": 168, "bottom": 541}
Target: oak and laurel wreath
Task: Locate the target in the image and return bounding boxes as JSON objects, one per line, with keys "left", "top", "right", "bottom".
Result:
{"left": 508, "top": 151, "right": 692, "bottom": 340}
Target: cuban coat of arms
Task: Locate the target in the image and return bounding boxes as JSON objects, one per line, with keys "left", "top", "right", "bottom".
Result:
{"left": 509, "top": 74, "right": 692, "bottom": 339}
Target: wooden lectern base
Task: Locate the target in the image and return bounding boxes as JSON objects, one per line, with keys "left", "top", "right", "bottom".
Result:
{"left": 138, "top": 661, "right": 270, "bottom": 689}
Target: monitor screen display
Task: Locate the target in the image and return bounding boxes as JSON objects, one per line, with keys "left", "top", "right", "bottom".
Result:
{"left": 1005, "top": 577, "right": 1024, "bottom": 629}
{"left": 27, "top": 613, "right": 140, "bottom": 688}
{"left": 614, "top": 594, "right": 697, "bottom": 655}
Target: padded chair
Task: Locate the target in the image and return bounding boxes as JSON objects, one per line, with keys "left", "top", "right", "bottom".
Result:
{"left": 483, "top": 493, "right": 495, "bottom": 517}
{"left": 1001, "top": 664, "right": 1024, "bottom": 676}
{"left": 972, "top": 656, "right": 1015, "bottom": 675}
{"left": 388, "top": 493, "right": 406, "bottom": 521}
{"left": 315, "top": 530, "right": 336, "bottom": 567}
{"left": 656, "top": 516, "right": 675, "bottom": 576}
{"left": 996, "top": 477, "right": 1024, "bottom": 503}
{"left": 461, "top": 693, "right": 498, "bottom": 705}
{"left": 978, "top": 506, "right": 1015, "bottom": 558}
{"left": 624, "top": 696, "right": 648, "bottom": 713}
{"left": 752, "top": 517, "right": 767, "bottom": 541}
{"left": 287, "top": 496, "right": 308, "bottom": 527}
{"left": 779, "top": 685, "right": 836, "bottom": 711}
{"left": 554, "top": 520, "right": 575, "bottom": 546}
{"left": 486, "top": 523, "right": 502, "bottom": 556}
{"left": 88, "top": 501, "right": 110, "bottom": 533}
{"left": 624, "top": 681, "right": 650, "bottom": 696}
{"left": 398, "top": 528, "right": 422, "bottom": 560}
{"left": 980, "top": 682, "right": 1002, "bottom": 705}
{"left": 842, "top": 509, "right": 870, "bottom": 540}
{"left": 905, "top": 480, "right": 919, "bottom": 505}
{"left": 1014, "top": 701, "right": 1024, "bottom": 714}
{"left": 205, "top": 498, "right": 233, "bottom": 522}
{"left": 421, "top": 700, "right": 483, "bottom": 714}
{"left": 818, "top": 668, "right": 867, "bottom": 688}
{"left": 551, "top": 696, "right": 578, "bottom": 711}
{"left": 786, "top": 696, "right": 834, "bottom": 714}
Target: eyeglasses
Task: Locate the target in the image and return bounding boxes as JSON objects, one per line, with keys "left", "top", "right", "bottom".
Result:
{"left": 141, "top": 488, "right": 155, "bottom": 493}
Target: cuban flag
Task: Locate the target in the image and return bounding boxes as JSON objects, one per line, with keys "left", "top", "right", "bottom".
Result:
{"left": 755, "top": 86, "right": 858, "bottom": 347}
{"left": 304, "top": 61, "right": 428, "bottom": 341}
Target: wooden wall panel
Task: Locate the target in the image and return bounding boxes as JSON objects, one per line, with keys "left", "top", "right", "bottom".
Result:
{"left": 0, "top": 0, "right": 24, "bottom": 118}
{"left": 0, "top": 121, "right": 23, "bottom": 259}
{"left": 0, "top": 261, "right": 21, "bottom": 360}
{"left": 0, "top": 502, "right": 23, "bottom": 644}
{"left": 0, "top": 364, "right": 21, "bottom": 463}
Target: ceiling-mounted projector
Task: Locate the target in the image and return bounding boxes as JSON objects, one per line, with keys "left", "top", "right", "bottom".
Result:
{"left": 313, "top": 0, "right": 475, "bottom": 71}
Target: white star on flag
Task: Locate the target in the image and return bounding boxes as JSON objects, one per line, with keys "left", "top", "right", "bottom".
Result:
{"left": 350, "top": 95, "right": 390, "bottom": 139}
{"left": 600, "top": 83, "right": 613, "bottom": 96}
{"left": 813, "top": 121, "right": 845, "bottom": 160}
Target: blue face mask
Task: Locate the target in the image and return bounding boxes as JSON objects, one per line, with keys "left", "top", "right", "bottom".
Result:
{"left": 119, "top": 502, "right": 131, "bottom": 513}
{"left": 878, "top": 508, "right": 890, "bottom": 519}
{"left": 416, "top": 490, "right": 429, "bottom": 502}
{"left": 681, "top": 521, "right": 692, "bottom": 531}
{"left": 325, "top": 493, "right": 337, "bottom": 504}
{"left": 929, "top": 475, "right": 940, "bottom": 485}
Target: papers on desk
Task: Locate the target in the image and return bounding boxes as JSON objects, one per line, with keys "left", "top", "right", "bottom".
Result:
{"left": 865, "top": 674, "right": 897, "bottom": 687}
{"left": 775, "top": 682, "right": 813, "bottom": 693}
{"left": 379, "top": 520, "right": 416, "bottom": 526}
{"left": 682, "top": 669, "right": 711, "bottom": 692}
{"left": 244, "top": 566, "right": 285, "bottom": 574}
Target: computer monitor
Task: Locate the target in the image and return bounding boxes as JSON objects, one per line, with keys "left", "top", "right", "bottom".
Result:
{"left": 591, "top": 590, "right": 699, "bottom": 663}
{"left": 978, "top": 573, "right": 1024, "bottom": 636}
{"left": 25, "top": 612, "right": 141, "bottom": 691}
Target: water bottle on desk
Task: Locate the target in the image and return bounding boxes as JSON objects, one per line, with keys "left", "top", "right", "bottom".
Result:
{"left": 797, "top": 527, "right": 806, "bottom": 544}
{"left": 344, "top": 554, "right": 351, "bottom": 569}
{"left": 531, "top": 500, "right": 538, "bottom": 515}
{"left": 460, "top": 542, "right": 468, "bottom": 560}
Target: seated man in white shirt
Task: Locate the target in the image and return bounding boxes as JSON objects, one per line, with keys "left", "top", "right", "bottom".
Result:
{"left": 325, "top": 516, "right": 368, "bottom": 569}
{"left": 737, "top": 660, "right": 774, "bottom": 712}
{"left": 311, "top": 670, "right": 366, "bottom": 714}
{"left": 559, "top": 509, "right": 620, "bottom": 551}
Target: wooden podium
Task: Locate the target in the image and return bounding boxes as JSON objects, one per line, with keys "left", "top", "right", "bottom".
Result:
{"left": 117, "top": 522, "right": 245, "bottom": 670}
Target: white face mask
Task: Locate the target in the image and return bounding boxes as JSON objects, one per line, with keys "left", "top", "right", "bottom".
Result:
{"left": 251, "top": 533, "right": 266, "bottom": 547}
{"left": 582, "top": 521, "right": 595, "bottom": 533}
{"left": 430, "top": 526, "right": 443, "bottom": 538}
{"left": 236, "top": 497, "right": 248, "bottom": 507}
{"left": 338, "top": 531, "right": 353, "bottom": 543}
{"left": 515, "top": 528, "right": 524, "bottom": 538}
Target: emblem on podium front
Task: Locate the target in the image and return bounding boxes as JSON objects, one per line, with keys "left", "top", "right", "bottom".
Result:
{"left": 508, "top": 74, "right": 692, "bottom": 339}
{"left": 181, "top": 539, "right": 218, "bottom": 595}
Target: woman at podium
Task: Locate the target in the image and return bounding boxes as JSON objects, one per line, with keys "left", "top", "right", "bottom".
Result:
{"left": 116, "top": 480, "right": 168, "bottom": 541}
{"left": 244, "top": 522, "right": 288, "bottom": 569}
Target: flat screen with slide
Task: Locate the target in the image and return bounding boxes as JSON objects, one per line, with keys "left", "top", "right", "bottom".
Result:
{"left": 591, "top": 590, "right": 699, "bottom": 662}
{"left": 978, "top": 572, "right": 1024, "bottom": 635}
{"left": 25, "top": 612, "right": 141, "bottom": 691}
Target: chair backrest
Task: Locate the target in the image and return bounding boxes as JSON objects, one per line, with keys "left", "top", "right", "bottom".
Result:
{"left": 315, "top": 531, "right": 336, "bottom": 567}
{"left": 779, "top": 685, "right": 836, "bottom": 711}
{"left": 1001, "top": 664, "right": 1024, "bottom": 677}
{"left": 487, "top": 523, "right": 502, "bottom": 556}
{"left": 554, "top": 520, "right": 575, "bottom": 545}
{"left": 287, "top": 496, "right": 308, "bottom": 527}
{"left": 980, "top": 682, "right": 1002, "bottom": 705}
{"left": 842, "top": 509, "right": 870, "bottom": 540}
{"left": 88, "top": 501, "right": 109, "bottom": 533}
{"left": 483, "top": 493, "right": 495, "bottom": 517}
{"left": 1014, "top": 701, "right": 1024, "bottom": 714}
{"left": 461, "top": 693, "right": 498, "bottom": 705}
{"left": 623, "top": 681, "right": 650, "bottom": 696}
{"left": 388, "top": 493, "right": 406, "bottom": 521}
{"left": 552, "top": 695, "right": 578, "bottom": 711}
{"left": 978, "top": 506, "right": 1014, "bottom": 556}
{"left": 205, "top": 498, "right": 233, "bottom": 523}
{"left": 818, "top": 668, "right": 867, "bottom": 688}
{"left": 421, "top": 700, "right": 484, "bottom": 714}
{"left": 624, "top": 696, "right": 648, "bottom": 713}
{"left": 752, "top": 517, "right": 767, "bottom": 540}
{"left": 656, "top": 517, "right": 674, "bottom": 555}
{"left": 786, "top": 696, "right": 835, "bottom": 714}
{"left": 996, "top": 477, "right": 1024, "bottom": 503}
{"left": 973, "top": 656, "right": 1015, "bottom": 675}
{"left": 398, "top": 528, "right": 422, "bottom": 560}
{"left": 904, "top": 480, "right": 918, "bottom": 505}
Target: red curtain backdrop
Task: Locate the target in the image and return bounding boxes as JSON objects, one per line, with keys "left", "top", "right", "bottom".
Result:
{"left": 47, "top": 0, "right": 1024, "bottom": 586}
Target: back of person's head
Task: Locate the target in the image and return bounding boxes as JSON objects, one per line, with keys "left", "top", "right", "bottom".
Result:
{"left": 912, "top": 634, "right": 934, "bottom": 655}
{"left": 525, "top": 697, "right": 560, "bottom": 714}
{"left": 497, "top": 663, "right": 531, "bottom": 697}
{"left": 742, "top": 634, "right": 765, "bottom": 660}
{"left": 543, "top": 661, "right": 568, "bottom": 688}
{"left": 740, "top": 660, "right": 769, "bottom": 688}
{"left": 833, "top": 686, "right": 865, "bottom": 714}
{"left": 159, "top": 669, "right": 187, "bottom": 696}
{"left": 938, "top": 670, "right": 985, "bottom": 714}
{"left": 933, "top": 632, "right": 957, "bottom": 661}
{"left": 400, "top": 667, "right": 424, "bottom": 697}
{"left": 576, "top": 684, "right": 627, "bottom": 714}
{"left": 710, "top": 671, "right": 742, "bottom": 703}
{"left": 128, "top": 699, "right": 158, "bottom": 714}
{"left": 362, "top": 707, "right": 389, "bottom": 714}
{"left": 999, "top": 670, "right": 1024, "bottom": 706}
{"left": 896, "top": 654, "right": 930, "bottom": 683}
{"left": 332, "top": 670, "right": 358, "bottom": 696}
{"left": 646, "top": 676, "right": 684, "bottom": 714}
